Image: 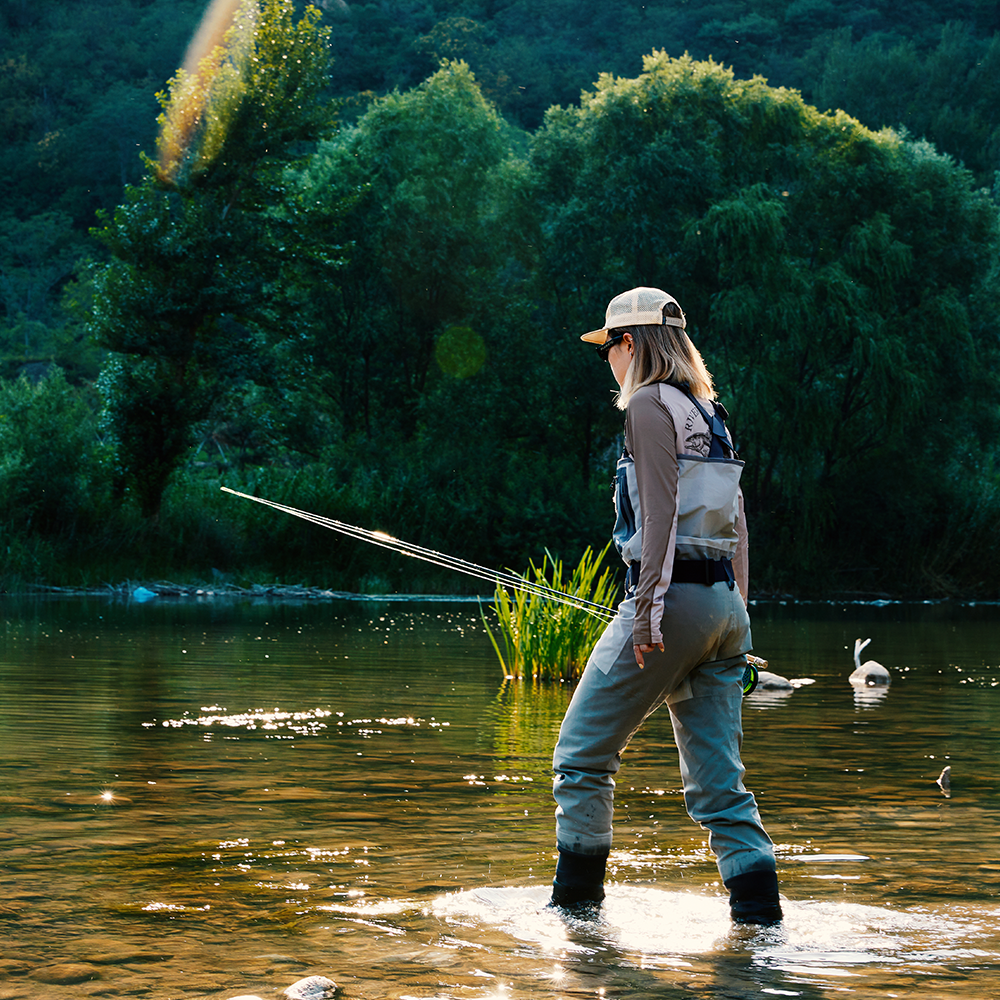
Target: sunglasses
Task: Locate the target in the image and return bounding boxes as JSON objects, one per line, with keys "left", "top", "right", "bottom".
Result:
{"left": 596, "top": 331, "right": 626, "bottom": 361}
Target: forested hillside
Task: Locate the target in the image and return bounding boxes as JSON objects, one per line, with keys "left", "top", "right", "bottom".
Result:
{"left": 2, "top": 0, "right": 999, "bottom": 597}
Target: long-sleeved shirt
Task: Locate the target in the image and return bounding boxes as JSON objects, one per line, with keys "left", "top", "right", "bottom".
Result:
{"left": 614, "top": 382, "right": 748, "bottom": 646}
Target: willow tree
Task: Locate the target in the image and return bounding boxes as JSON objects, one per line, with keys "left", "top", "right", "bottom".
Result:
{"left": 90, "top": 0, "right": 345, "bottom": 519}
{"left": 530, "top": 53, "right": 1000, "bottom": 594}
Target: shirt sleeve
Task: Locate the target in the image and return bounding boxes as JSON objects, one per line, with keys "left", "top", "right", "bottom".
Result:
{"left": 624, "top": 386, "right": 679, "bottom": 647}
{"left": 733, "top": 487, "right": 749, "bottom": 605}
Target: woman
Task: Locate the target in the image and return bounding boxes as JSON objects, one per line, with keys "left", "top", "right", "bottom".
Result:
{"left": 549, "top": 286, "right": 782, "bottom": 925}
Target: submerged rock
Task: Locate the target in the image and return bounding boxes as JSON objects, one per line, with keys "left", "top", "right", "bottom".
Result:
{"left": 284, "top": 975, "right": 338, "bottom": 999}
{"left": 746, "top": 656, "right": 814, "bottom": 694}
{"left": 31, "top": 963, "right": 101, "bottom": 985}
{"left": 756, "top": 670, "right": 793, "bottom": 691}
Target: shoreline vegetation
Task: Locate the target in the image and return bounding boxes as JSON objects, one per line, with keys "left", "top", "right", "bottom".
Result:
{"left": 9, "top": 580, "right": 982, "bottom": 606}
{"left": 15, "top": 580, "right": 484, "bottom": 601}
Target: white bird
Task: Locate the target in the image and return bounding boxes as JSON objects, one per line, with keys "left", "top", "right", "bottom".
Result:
{"left": 936, "top": 765, "right": 951, "bottom": 797}
{"left": 850, "top": 638, "right": 891, "bottom": 686}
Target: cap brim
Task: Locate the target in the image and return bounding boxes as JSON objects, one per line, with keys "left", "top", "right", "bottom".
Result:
{"left": 580, "top": 328, "right": 609, "bottom": 344}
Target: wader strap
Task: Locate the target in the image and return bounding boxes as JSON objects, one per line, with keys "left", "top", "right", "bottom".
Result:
{"left": 673, "top": 557, "right": 735, "bottom": 589}
{"left": 631, "top": 558, "right": 736, "bottom": 590}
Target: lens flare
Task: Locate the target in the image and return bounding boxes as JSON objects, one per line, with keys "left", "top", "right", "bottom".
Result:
{"left": 180, "top": 0, "right": 245, "bottom": 79}
{"left": 155, "top": 0, "right": 257, "bottom": 185}
{"left": 435, "top": 325, "right": 487, "bottom": 378}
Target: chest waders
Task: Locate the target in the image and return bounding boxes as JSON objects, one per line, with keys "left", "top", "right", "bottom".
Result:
{"left": 671, "top": 386, "right": 759, "bottom": 696}
{"left": 616, "top": 382, "right": 759, "bottom": 695}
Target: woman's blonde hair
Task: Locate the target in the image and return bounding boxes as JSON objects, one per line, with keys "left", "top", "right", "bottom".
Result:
{"left": 615, "top": 303, "right": 715, "bottom": 409}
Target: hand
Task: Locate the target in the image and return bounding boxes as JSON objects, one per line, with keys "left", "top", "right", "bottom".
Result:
{"left": 633, "top": 642, "right": 664, "bottom": 668}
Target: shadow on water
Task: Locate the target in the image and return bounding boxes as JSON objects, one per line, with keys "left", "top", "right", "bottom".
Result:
{"left": 0, "top": 595, "right": 998, "bottom": 997}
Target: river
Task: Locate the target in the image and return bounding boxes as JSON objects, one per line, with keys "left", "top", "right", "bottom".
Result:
{"left": 1, "top": 594, "right": 998, "bottom": 999}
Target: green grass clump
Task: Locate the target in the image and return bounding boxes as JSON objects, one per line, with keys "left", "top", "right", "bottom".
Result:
{"left": 483, "top": 544, "right": 619, "bottom": 682}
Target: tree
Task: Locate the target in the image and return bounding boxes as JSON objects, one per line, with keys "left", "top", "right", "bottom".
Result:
{"left": 529, "top": 53, "right": 1000, "bottom": 593}
{"left": 296, "top": 61, "right": 528, "bottom": 440}
{"left": 90, "top": 0, "right": 345, "bottom": 519}
{"left": 813, "top": 23, "right": 1000, "bottom": 187}
{"left": 287, "top": 62, "right": 613, "bottom": 571}
{"left": 0, "top": 369, "right": 101, "bottom": 541}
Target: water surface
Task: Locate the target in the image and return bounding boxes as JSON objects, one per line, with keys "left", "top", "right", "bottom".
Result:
{"left": 1, "top": 596, "right": 998, "bottom": 998}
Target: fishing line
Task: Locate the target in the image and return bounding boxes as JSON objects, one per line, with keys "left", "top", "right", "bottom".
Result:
{"left": 220, "top": 487, "right": 617, "bottom": 622}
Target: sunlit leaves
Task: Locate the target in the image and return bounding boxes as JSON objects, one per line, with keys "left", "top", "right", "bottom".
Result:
{"left": 154, "top": 0, "right": 333, "bottom": 193}
{"left": 155, "top": 0, "right": 253, "bottom": 186}
{"left": 91, "top": 0, "right": 343, "bottom": 518}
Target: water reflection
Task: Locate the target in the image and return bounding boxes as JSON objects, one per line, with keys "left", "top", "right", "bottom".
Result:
{"left": 852, "top": 684, "right": 891, "bottom": 708}
{"left": 0, "top": 596, "right": 999, "bottom": 998}
{"left": 745, "top": 686, "right": 795, "bottom": 710}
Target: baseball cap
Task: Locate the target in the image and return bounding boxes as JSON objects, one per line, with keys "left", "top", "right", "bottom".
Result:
{"left": 580, "top": 287, "right": 686, "bottom": 344}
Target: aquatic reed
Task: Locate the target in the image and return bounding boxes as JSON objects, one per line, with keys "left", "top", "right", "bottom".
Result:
{"left": 482, "top": 544, "right": 618, "bottom": 682}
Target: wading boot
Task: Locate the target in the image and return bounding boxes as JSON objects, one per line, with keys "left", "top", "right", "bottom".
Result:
{"left": 549, "top": 847, "right": 608, "bottom": 911}
{"left": 724, "top": 867, "right": 783, "bottom": 926}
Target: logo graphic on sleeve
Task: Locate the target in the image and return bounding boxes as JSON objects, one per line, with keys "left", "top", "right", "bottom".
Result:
{"left": 684, "top": 406, "right": 711, "bottom": 456}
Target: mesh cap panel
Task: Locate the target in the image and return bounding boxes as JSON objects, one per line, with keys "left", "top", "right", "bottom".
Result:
{"left": 606, "top": 287, "right": 685, "bottom": 328}
{"left": 580, "top": 286, "right": 687, "bottom": 343}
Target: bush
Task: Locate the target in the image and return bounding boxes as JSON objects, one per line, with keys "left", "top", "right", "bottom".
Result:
{"left": 0, "top": 371, "right": 103, "bottom": 538}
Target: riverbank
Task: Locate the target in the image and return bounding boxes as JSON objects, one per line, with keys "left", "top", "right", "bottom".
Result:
{"left": 11, "top": 580, "right": 994, "bottom": 606}
{"left": 14, "top": 581, "right": 485, "bottom": 602}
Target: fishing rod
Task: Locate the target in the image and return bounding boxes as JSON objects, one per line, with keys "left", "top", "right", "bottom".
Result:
{"left": 220, "top": 487, "right": 618, "bottom": 622}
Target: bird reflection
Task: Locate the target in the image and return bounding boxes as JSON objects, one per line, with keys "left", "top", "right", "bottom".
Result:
{"left": 936, "top": 765, "right": 952, "bottom": 798}
{"left": 853, "top": 684, "right": 890, "bottom": 707}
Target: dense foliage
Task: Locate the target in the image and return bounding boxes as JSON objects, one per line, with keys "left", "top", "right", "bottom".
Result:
{"left": 2, "top": 0, "right": 1000, "bottom": 597}
{"left": 528, "top": 54, "right": 1000, "bottom": 592}
{"left": 91, "top": 0, "right": 346, "bottom": 518}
